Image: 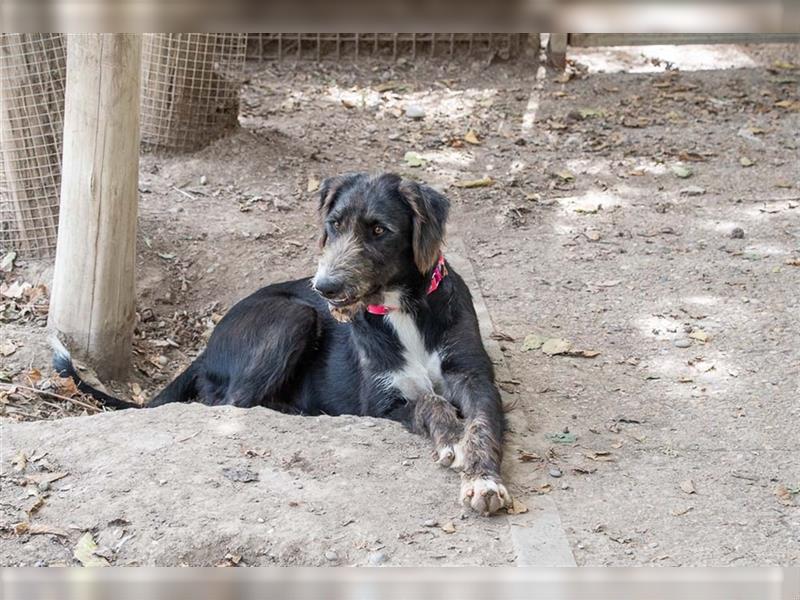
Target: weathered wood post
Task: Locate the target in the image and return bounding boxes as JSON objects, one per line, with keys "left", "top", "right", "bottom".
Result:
{"left": 49, "top": 34, "right": 141, "bottom": 380}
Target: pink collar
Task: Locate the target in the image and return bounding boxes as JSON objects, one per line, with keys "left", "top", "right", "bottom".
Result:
{"left": 366, "top": 255, "right": 447, "bottom": 315}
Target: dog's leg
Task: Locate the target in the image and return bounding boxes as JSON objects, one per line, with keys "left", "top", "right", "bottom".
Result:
{"left": 410, "top": 393, "right": 464, "bottom": 468}
{"left": 444, "top": 372, "right": 510, "bottom": 515}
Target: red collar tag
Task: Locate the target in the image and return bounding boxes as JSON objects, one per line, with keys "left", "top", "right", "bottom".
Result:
{"left": 366, "top": 254, "right": 447, "bottom": 315}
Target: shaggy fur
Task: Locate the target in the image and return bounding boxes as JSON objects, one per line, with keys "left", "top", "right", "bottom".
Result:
{"left": 54, "top": 172, "right": 509, "bottom": 514}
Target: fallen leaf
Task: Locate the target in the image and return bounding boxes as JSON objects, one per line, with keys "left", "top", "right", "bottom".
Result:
{"left": 26, "top": 496, "right": 44, "bottom": 515}
{"left": 555, "top": 170, "right": 575, "bottom": 182}
{"left": 572, "top": 466, "right": 597, "bottom": 475}
{"left": 12, "top": 452, "right": 27, "bottom": 472}
{"left": 546, "top": 432, "right": 577, "bottom": 444}
{"left": 441, "top": 521, "right": 456, "bottom": 534}
{"left": 775, "top": 485, "right": 794, "bottom": 506}
{"left": 516, "top": 450, "right": 543, "bottom": 462}
{"left": 403, "top": 151, "right": 427, "bottom": 168}
{"left": 0, "top": 340, "right": 17, "bottom": 357}
{"left": 306, "top": 176, "right": 320, "bottom": 193}
{"left": 0, "top": 251, "right": 16, "bottom": 272}
{"left": 739, "top": 157, "right": 755, "bottom": 167}
{"left": 29, "top": 524, "right": 69, "bottom": 537}
{"left": 585, "top": 451, "right": 615, "bottom": 462}
{"left": 671, "top": 164, "right": 693, "bottom": 179}
{"left": 578, "top": 108, "right": 604, "bottom": 119}
{"left": 671, "top": 506, "right": 694, "bottom": 517}
{"left": 536, "top": 483, "right": 553, "bottom": 494}
{"left": 26, "top": 368, "right": 42, "bottom": 384}
{"left": 74, "top": 532, "right": 110, "bottom": 567}
{"left": 455, "top": 177, "right": 494, "bottom": 188}
{"left": 688, "top": 330, "right": 709, "bottom": 343}
{"left": 520, "top": 334, "right": 547, "bottom": 352}
{"left": 157, "top": 252, "right": 175, "bottom": 261}
{"left": 506, "top": 498, "right": 528, "bottom": 515}
{"left": 463, "top": 130, "right": 481, "bottom": 145}
{"left": 0, "top": 280, "right": 31, "bottom": 299}
{"left": 541, "top": 338, "right": 571, "bottom": 356}
{"left": 680, "top": 479, "right": 696, "bottom": 495}
{"left": 785, "top": 258, "right": 800, "bottom": 267}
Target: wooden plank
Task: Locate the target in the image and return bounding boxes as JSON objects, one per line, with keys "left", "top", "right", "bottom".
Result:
{"left": 49, "top": 34, "right": 141, "bottom": 380}
{"left": 569, "top": 33, "right": 800, "bottom": 47}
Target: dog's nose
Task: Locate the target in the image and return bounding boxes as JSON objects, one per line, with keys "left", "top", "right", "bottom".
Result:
{"left": 313, "top": 278, "right": 344, "bottom": 299}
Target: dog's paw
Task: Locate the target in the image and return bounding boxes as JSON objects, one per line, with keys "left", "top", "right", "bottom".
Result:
{"left": 460, "top": 476, "right": 510, "bottom": 515}
{"left": 435, "top": 442, "right": 464, "bottom": 470}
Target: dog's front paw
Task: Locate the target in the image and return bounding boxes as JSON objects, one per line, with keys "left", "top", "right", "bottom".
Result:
{"left": 460, "top": 475, "right": 510, "bottom": 515}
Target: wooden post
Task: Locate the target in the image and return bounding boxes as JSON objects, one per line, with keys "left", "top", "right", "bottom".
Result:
{"left": 48, "top": 34, "right": 141, "bottom": 380}
{"left": 546, "top": 33, "right": 568, "bottom": 70}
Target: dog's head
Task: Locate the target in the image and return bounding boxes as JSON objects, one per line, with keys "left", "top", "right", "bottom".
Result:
{"left": 312, "top": 172, "right": 449, "bottom": 319}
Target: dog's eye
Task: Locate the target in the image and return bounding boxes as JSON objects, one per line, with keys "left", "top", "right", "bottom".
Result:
{"left": 332, "top": 220, "right": 341, "bottom": 231}
{"left": 372, "top": 225, "right": 385, "bottom": 237}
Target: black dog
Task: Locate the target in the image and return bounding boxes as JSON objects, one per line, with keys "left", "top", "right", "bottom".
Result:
{"left": 55, "top": 172, "right": 509, "bottom": 514}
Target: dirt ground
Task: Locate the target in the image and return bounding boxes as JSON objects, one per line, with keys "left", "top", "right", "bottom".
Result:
{"left": 1, "top": 41, "right": 799, "bottom": 566}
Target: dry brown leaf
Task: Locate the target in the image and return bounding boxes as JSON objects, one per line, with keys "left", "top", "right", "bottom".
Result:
{"left": 463, "top": 130, "right": 481, "bottom": 145}
{"left": 506, "top": 498, "right": 529, "bottom": 515}
{"left": 441, "top": 521, "right": 456, "bottom": 534}
{"left": 516, "top": 450, "right": 543, "bottom": 463}
{"left": 584, "top": 451, "right": 615, "bottom": 462}
{"left": 541, "top": 338, "right": 571, "bottom": 356}
{"left": 775, "top": 485, "right": 795, "bottom": 506}
{"left": 688, "top": 330, "right": 709, "bottom": 343}
{"left": 0, "top": 340, "right": 17, "bottom": 357}
{"left": 671, "top": 506, "right": 694, "bottom": 517}
{"left": 455, "top": 177, "right": 494, "bottom": 189}
{"left": 12, "top": 452, "right": 27, "bottom": 472}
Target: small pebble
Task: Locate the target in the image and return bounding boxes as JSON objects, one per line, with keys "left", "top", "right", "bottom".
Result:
{"left": 157, "top": 355, "right": 168, "bottom": 366}
{"left": 200, "top": 175, "right": 208, "bottom": 185}
{"left": 325, "top": 550, "right": 338, "bottom": 562}
{"left": 730, "top": 227, "right": 745, "bottom": 239}
{"left": 401, "top": 460, "right": 411, "bottom": 466}
{"left": 673, "top": 338, "right": 692, "bottom": 348}
{"left": 368, "top": 551, "right": 388, "bottom": 566}
{"left": 404, "top": 104, "right": 425, "bottom": 120}
{"left": 423, "top": 519, "right": 438, "bottom": 528}
{"left": 38, "top": 481, "right": 50, "bottom": 492}
{"left": 549, "top": 468, "right": 563, "bottom": 478}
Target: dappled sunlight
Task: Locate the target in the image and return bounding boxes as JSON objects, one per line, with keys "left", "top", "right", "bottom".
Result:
{"left": 683, "top": 295, "right": 719, "bottom": 307}
{"left": 572, "top": 44, "right": 759, "bottom": 74}
{"left": 320, "top": 84, "right": 498, "bottom": 123}
{"left": 556, "top": 190, "right": 626, "bottom": 216}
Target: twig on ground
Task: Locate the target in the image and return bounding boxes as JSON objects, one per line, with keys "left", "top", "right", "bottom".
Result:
{"left": 0, "top": 383, "right": 101, "bottom": 413}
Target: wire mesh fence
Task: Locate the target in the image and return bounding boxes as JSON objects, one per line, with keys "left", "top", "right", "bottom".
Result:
{"left": 141, "top": 33, "right": 248, "bottom": 153}
{"left": 247, "top": 33, "right": 530, "bottom": 61}
{"left": 0, "top": 33, "right": 66, "bottom": 259}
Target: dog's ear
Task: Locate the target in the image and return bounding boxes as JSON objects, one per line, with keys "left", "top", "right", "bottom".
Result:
{"left": 318, "top": 173, "right": 360, "bottom": 247}
{"left": 398, "top": 179, "right": 450, "bottom": 273}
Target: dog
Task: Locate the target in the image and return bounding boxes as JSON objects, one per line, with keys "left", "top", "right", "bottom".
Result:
{"left": 55, "top": 172, "right": 510, "bottom": 514}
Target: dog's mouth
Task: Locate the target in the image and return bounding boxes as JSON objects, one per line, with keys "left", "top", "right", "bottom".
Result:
{"left": 325, "top": 286, "right": 383, "bottom": 309}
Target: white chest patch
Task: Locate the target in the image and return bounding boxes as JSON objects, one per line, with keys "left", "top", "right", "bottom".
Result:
{"left": 380, "top": 301, "right": 444, "bottom": 400}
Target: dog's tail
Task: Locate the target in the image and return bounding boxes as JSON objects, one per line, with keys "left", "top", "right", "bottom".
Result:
{"left": 146, "top": 362, "right": 198, "bottom": 407}
{"left": 51, "top": 336, "right": 141, "bottom": 410}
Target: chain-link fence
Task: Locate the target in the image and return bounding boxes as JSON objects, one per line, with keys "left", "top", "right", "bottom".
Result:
{"left": 0, "top": 33, "right": 66, "bottom": 259}
{"left": 247, "top": 33, "right": 530, "bottom": 61}
{"left": 141, "top": 33, "right": 248, "bottom": 153}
